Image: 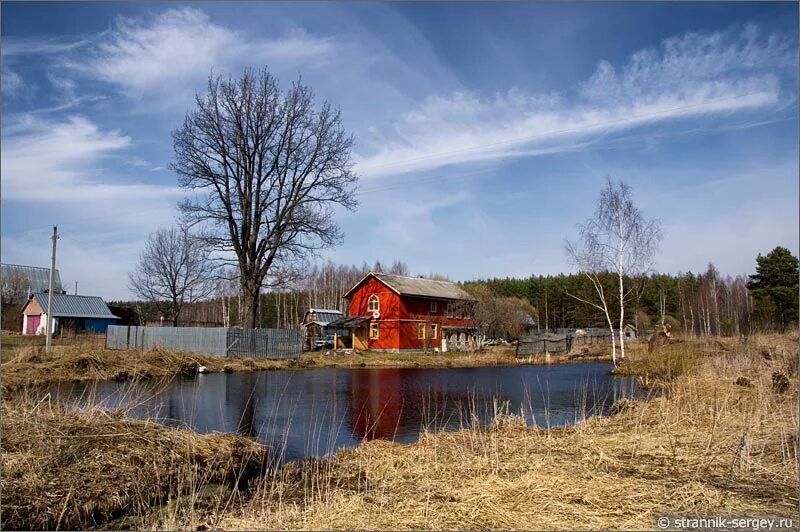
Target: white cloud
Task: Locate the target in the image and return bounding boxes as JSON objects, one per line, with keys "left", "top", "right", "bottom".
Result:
{"left": 356, "top": 25, "right": 793, "bottom": 178}
{"left": 1, "top": 230, "right": 144, "bottom": 300}
{"left": 2, "top": 37, "right": 90, "bottom": 57}
{"left": 71, "top": 7, "right": 333, "bottom": 100}
{"left": 1, "top": 114, "right": 180, "bottom": 203}
{"left": 2, "top": 67, "right": 24, "bottom": 97}
{"left": 1, "top": 114, "right": 183, "bottom": 298}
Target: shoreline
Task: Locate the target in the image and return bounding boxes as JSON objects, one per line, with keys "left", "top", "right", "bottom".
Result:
{"left": 0, "top": 340, "right": 611, "bottom": 392}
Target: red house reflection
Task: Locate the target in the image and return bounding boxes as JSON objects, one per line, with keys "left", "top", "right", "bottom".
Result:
{"left": 349, "top": 369, "right": 405, "bottom": 440}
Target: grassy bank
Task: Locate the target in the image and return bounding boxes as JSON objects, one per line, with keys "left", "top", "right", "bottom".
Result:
{"left": 213, "top": 334, "right": 799, "bottom": 530}
{"left": 1, "top": 334, "right": 606, "bottom": 391}
{"left": 1, "top": 394, "right": 267, "bottom": 530}
{"left": 1, "top": 334, "right": 796, "bottom": 530}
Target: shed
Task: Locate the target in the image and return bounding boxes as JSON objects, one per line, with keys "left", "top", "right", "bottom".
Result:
{"left": 22, "top": 293, "right": 119, "bottom": 335}
{"left": 301, "top": 308, "right": 344, "bottom": 349}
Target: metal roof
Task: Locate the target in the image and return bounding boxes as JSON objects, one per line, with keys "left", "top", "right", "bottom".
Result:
{"left": 1, "top": 263, "right": 62, "bottom": 294}
{"left": 344, "top": 272, "right": 477, "bottom": 301}
{"left": 30, "top": 293, "right": 118, "bottom": 319}
{"left": 326, "top": 315, "right": 371, "bottom": 328}
{"left": 303, "top": 309, "right": 343, "bottom": 327}
{"left": 516, "top": 311, "right": 536, "bottom": 326}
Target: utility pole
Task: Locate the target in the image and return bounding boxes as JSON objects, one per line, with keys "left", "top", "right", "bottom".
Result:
{"left": 45, "top": 226, "right": 58, "bottom": 355}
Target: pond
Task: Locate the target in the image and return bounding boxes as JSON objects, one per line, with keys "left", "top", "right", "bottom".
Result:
{"left": 47, "top": 362, "right": 638, "bottom": 465}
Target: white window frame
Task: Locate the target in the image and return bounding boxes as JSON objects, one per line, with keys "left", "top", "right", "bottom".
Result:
{"left": 368, "top": 294, "right": 380, "bottom": 312}
{"left": 430, "top": 300, "right": 437, "bottom": 313}
{"left": 417, "top": 322, "right": 426, "bottom": 339}
{"left": 370, "top": 322, "right": 379, "bottom": 339}
{"left": 430, "top": 323, "right": 438, "bottom": 339}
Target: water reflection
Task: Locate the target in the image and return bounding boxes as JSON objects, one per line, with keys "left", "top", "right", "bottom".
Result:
{"left": 47, "top": 363, "right": 637, "bottom": 464}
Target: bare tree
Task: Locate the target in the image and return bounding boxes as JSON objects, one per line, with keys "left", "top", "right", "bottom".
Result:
{"left": 1, "top": 270, "right": 31, "bottom": 330}
{"left": 1, "top": 269, "right": 29, "bottom": 306}
{"left": 388, "top": 260, "right": 410, "bottom": 276}
{"left": 128, "top": 227, "right": 216, "bottom": 326}
{"left": 565, "top": 178, "right": 662, "bottom": 365}
{"left": 172, "top": 68, "right": 358, "bottom": 328}
{"left": 465, "top": 284, "right": 538, "bottom": 341}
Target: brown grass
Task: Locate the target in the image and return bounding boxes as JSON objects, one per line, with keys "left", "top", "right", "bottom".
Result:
{"left": 0, "top": 392, "right": 267, "bottom": 530}
{"left": 209, "top": 334, "right": 797, "bottom": 530}
{"left": 1, "top": 337, "right": 530, "bottom": 393}
{"left": 0, "top": 340, "right": 295, "bottom": 393}
{"left": 2, "top": 334, "right": 796, "bottom": 530}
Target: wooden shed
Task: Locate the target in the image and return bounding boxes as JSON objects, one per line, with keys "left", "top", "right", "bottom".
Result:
{"left": 301, "top": 308, "right": 344, "bottom": 349}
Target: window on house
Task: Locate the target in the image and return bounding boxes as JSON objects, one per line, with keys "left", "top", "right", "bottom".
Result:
{"left": 370, "top": 322, "right": 379, "bottom": 339}
{"left": 417, "top": 323, "right": 426, "bottom": 339}
{"left": 430, "top": 301, "right": 437, "bottom": 313}
{"left": 430, "top": 323, "right": 438, "bottom": 339}
{"left": 368, "top": 295, "right": 380, "bottom": 312}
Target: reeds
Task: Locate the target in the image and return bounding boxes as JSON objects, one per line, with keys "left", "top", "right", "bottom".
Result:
{"left": 0, "top": 389, "right": 266, "bottom": 530}
{"left": 1, "top": 333, "right": 797, "bottom": 530}
{"left": 216, "top": 333, "right": 798, "bottom": 530}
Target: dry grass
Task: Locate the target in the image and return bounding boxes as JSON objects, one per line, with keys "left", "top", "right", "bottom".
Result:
{"left": 2, "top": 334, "right": 796, "bottom": 530}
{"left": 0, "top": 332, "right": 105, "bottom": 361}
{"left": 207, "top": 334, "right": 797, "bottom": 530}
{"left": 0, "top": 391, "right": 267, "bottom": 530}
{"left": 1, "top": 337, "right": 530, "bottom": 393}
{"left": 0, "top": 339, "right": 297, "bottom": 393}
{"left": 303, "top": 345, "right": 520, "bottom": 369}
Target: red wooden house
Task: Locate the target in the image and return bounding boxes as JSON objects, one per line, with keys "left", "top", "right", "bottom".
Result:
{"left": 331, "top": 272, "right": 477, "bottom": 352}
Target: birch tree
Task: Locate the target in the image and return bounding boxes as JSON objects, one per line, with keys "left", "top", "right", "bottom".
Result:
{"left": 565, "top": 178, "right": 662, "bottom": 365}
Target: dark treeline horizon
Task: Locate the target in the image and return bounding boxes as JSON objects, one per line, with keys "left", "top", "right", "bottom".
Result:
{"left": 109, "top": 246, "right": 798, "bottom": 336}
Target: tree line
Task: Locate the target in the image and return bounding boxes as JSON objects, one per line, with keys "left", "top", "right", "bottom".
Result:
{"left": 467, "top": 247, "right": 797, "bottom": 337}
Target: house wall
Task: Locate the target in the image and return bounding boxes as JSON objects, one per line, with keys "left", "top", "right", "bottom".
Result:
{"left": 83, "top": 318, "right": 116, "bottom": 333}
{"left": 346, "top": 276, "right": 476, "bottom": 351}
{"left": 347, "top": 276, "right": 403, "bottom": 350}
{"left": 23, "top": 313, "right": 56, "bottom": 335}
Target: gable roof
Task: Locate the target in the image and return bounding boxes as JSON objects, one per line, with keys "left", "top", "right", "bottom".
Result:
{"left": 344, "top": 272, "right": 477, "bottom": 301}
{"left": 302, "top": 309, "right": 343, "bottom": 327}
{"left": 28, "top": 293, "right": 118, "bottom": 319}
{"left": 1, "top": 263, "right": 62, "bottom": 294}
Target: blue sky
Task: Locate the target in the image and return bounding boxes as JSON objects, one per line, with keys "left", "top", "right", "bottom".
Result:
{"left": 2, "top": 2, "right": 798, "bottom": 299}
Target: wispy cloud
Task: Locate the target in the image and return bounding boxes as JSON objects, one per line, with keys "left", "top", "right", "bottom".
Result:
{"left": 1, "top": 67, "right": 24, "bottom": 97}
{"left": 356, "top": 25, "right": 794, "bottom": 178}
{"left": 1, "top": 114, "right": 179, "bottom": 203}
{"left": 2, "top": 37, "right": 90, "bottom": 56}
{"left": 67, "top": 7, "right": 334, "bottom": 101}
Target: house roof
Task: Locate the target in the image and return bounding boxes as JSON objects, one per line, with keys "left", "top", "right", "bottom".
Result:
{"left": 303, "top": 309, "right": 343, "bottom": 327}
{"left": 344, "top": 272, "right": 477, "bottom": 301}
{"left": 29, "top": 293, "right": 118, "bottom": 319}
{"left": 516, "top": 311, "right": 536, "bottom": 326}
{"left": 1, "top": 263, "right": 62, "bottom": 294}
{"left": 326, "top": 315, "right": 371, "bottom": 329}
